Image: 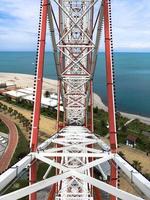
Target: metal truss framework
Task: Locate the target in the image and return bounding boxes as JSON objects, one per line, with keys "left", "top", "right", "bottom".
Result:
{"left": 0, "top": 127, "right": 149, "bottom": 200}
{"left": 54, "top": 0, "right": 100, "bottom": 127}
{"left": 0, "top": 0, "right": 150, "bottom": 200}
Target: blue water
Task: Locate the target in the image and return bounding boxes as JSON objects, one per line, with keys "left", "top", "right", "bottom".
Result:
{"left": 0, "top": 52, "right": 150, "bottom": 117}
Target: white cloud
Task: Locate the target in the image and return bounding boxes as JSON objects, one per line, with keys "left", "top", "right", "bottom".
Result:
{"left": 111, "top": 0, "right": 150, "bottom": 51}
{"left": 0, "top": 0, "right": 41, "bottom": 50}
{"left": 0, "top": 0, "right": 150, "bottom": 51}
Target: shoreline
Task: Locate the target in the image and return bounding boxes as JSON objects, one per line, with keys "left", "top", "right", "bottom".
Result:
{"left": 0, "top": 72, "right": 150, "bottom": 125}
{"left": 93, "top": 92, "right": 150, "bottom": 125}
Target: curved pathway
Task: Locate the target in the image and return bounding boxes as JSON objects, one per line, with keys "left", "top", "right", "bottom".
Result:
{"left": 0, "top": 114, "right": 18, "bottom": 173}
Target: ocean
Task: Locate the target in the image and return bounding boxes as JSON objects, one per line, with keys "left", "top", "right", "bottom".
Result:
{"left": 0, "top": 52, "right": 150, "bottom": 117}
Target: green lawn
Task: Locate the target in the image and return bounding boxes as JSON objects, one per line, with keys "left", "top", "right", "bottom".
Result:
{"left": 1, "top": 95, "right": 150, "bottom": 152}
{"left": 93, "top": 107, "right": 150, "bottom": 152}
{"left": 117, "top": 119, "right": 150, "bottom": 152}
{"left": 0, "top": 120, "right": 9, "bottom": 134}
{"left": 10, "top": 125, "right": 29, "bottom": 166}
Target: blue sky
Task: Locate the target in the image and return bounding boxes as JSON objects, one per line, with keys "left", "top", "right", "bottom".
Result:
{"left": 0, "top": 0, "right": 150, "bottom": 51}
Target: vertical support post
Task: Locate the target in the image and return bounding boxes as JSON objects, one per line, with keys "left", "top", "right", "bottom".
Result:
{"left": 90, "top": 80, "right": 94, "bottom": 132}
{"left": 63, "top": 101, "right": 66, "bottom": 127}
{"left": 103, "top": 0, "right": 117, "bottom": 200}
{"left": 93, "top": 186, "right": 102, "bottom": 200}
{"left": 57, "top": 80, "right": 61, "bottom": 131}
{"left": 29, "top": 1, "right": 48, "bottom": 200}
{"left": 48, "top": 184, "right": 56, "bottom": 200}
{"left": 89, "top": 81, "right": 94, "bottom": 195}
{"left": 29, "top": 161, "right": 37, "bottom": 200}
{"left": 85, "top": 97, "right": 88, "bottom": 128}
{"left": 110, "top": 160, "right": 118, "bottom": 198}
{"left": 59, "top": 0, "right": 62, "bottom": 35}
{"left": 103, "top": 0, "right": 117, "bottom": 154}
{"left": 88, "top": 0, "right": 94, "bottom": 72}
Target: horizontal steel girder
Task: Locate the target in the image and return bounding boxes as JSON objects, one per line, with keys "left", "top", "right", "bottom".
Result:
{"left": 0, "top": 126, "right": 149, "bottom": 199}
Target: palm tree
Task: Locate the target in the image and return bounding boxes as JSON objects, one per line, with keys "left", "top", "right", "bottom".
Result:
{"left": 17, "top": 113, "right": 23, "bottom": 123}
{"left": 8, "top": 107, "right": 13, "bottom": 115}
{"left": 132, "top": 160, "right": 143, "bottom": 172}
{"left": 23, "top": 119, "right": 31, "bottom": 131}
{"left": 12, "top": 110, "right": 18, "bottom": 119}
{"left": 0, "top": 102, "right": 3, "bottom": 111}
{"left": 44, "top": 90, "right": 50, "bottom": 98}
{"left": 21, "top": 116, "right": 28, "bottom": 127}
{"left": 3, "top": 105, "right": 8, "bottom": 114}
{"left": 20, "top": 115, "right": 24, "bottom": 124}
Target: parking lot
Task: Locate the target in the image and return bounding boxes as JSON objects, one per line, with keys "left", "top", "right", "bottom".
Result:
{"left": 0, "top": 132, "right": 8, "bottom": 157}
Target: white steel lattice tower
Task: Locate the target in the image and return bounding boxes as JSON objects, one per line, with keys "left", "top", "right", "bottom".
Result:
{"left": 57, "top": 0, "right": 96, "bottom": 126}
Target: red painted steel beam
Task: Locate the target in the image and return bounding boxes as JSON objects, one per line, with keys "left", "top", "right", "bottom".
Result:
{"left": 89, "top": 80, "right": 94, "bottom": 194}
{"left": 30, "top": 0, "right": 48, "bottom": 152}
{"left": 48, "top": 184, "right": 56, "bottom": 200}
{"left": 29, "top": 161, "right": 37, "bottom": 200}
{"left": 110, "top": 160, "right": 118, "bottom": 200}
{"left": 56, "top": 80, "right": 61, "bottom": 131}
{"left": 88, "top": 0, "right": 94, "bottom": 73}
{"left": 93, "top": 186, "right": 102, "bottom": 200}
{"left": 29, "top": 1, "right": 48, "bottom": 200}
{"left": 103, "top": 1, "right": 118, "bottom": 200}
{"left": 90, "top": 80, "right": 94, "bottom": 132}
{"left": 103, "top": 0, "right": 117, "bottom": 153}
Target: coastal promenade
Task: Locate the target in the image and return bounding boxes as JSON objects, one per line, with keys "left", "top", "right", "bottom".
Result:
{"left": 0, "top": 114, "right": 18, "bottom": 173}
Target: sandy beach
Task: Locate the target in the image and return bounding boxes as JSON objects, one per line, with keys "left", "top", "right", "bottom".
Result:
{"left": 0, "top": 72, "right": 150, "bottom": 125}
{"left": 0, "top": 73, "right": 58, "bottom": 92}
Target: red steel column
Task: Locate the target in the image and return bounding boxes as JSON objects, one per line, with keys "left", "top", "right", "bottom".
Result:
{"left": 29, "top": 1, "right": 48, "bottom": 200}
{"left": 48, "top": 184, "right": 56, "bottom": 200}
{"left": 93, "top": 186, "right": 102, "bottom": 200}
{"left": 84, "top": 97, "right": 87, "bottom": 127}
{"left": 103, "top": 0, "right": 117, "bottom": 153}
{"left": 90, "top": 80, "right": 94, "bottom": 132}
{"left": 56, "top": 80, "right": 61, "bottom": 131}
{"left": 103, "top": 0, "right": 117, "bottom": 200}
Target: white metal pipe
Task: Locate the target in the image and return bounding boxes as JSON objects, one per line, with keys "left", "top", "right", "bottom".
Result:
{"left": 114, "top": 154, "right": 150, "bottom": 198}
{"left": 73, "top": 171, "right": 144, "bottom": 200}
{"left": 43, "top": 164, "right": 53, "bottom": 179}
{"left": 0, "top": 172, "right": 71, "bottom": 200}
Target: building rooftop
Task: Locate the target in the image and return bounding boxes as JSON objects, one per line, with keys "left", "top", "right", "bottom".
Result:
{"left": 4, "top": 90, "right": 28, "bottom": 98}
{"left": 126, "top": 135, "right": 138, "bottom": 142}
{"left": 3, "top": 87, "right": 63, "bottom": 109}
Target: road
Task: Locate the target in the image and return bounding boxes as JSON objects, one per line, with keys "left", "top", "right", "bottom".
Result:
{"left": 0, "top": 114, "right": 18, "bottom": 173}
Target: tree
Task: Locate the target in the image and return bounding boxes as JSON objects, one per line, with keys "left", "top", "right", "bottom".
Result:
{"left": 5, "top": 94, "right": 11, "bottom": 102}
{"left": 44, "top": 90, "right": 50, "bottom": 98}
{"left": 21, "top": 116, "right": 26, "bottom": 126}
{"left": 93, "top": 106, "right": 98, "bottom": 114}
{"left": 12, "top": 110, "right": 18, "bottom": 119}
{"left": 2, "top": 105, "right": 8, "bottom": 113}
{"left": 23, "top": 118, "right": 30, "bottom": 131}
{"left": 17, "top": 113, "right": 23, "bottom": 122}
{"left": 8, "top": 107, "right": 13, "bottom": 115}
{"left": 132, "top": 160, "right": 143, "bottom": 172}
{"left": 0, "top": 102, "right": 3, "bottom": 111}
{"left": 100, "top": 119, "right": 108, "bottom": 135}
